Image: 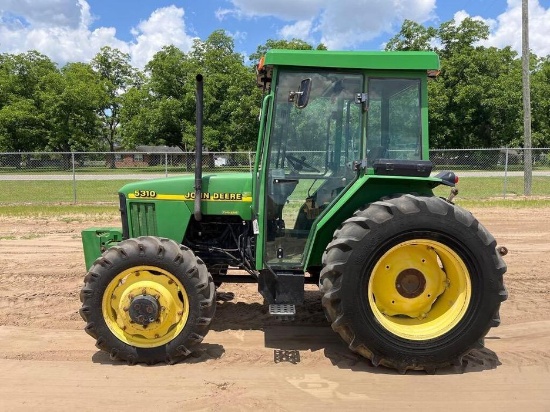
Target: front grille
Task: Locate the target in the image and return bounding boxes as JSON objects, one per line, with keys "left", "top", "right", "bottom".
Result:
{"left": 129, "top": 202, "right": 157, "bottom": 237}
{"left": 119, "top": 193, "right": 129, "bottom": 239}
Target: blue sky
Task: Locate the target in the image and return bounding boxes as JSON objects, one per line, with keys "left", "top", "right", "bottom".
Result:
{"left": 1, "top": 0, "right": 549, "bottom": 68}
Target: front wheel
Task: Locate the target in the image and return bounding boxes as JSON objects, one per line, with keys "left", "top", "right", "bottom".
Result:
{"left": 320, "top": 194, "right": 507, "bottom": 373}
{"left": 80, "top": 236, "right": 216, "bottom": 364}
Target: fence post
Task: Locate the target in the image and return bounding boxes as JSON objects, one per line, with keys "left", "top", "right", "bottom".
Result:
{"left": 503, "top": 148, "right": 509, "bottom": 199}
{"left": 249, "top": 151, "right": 253, "bottom": 172}
{"left": 72, "top": 152, "right": 77, "bottom": 204}
{"left": 165, "top": 152, "right": 168, "bottom": 177}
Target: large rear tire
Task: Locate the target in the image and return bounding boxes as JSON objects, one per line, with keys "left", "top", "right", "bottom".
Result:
{"left": 80, "top": 236, "right": 216, "bottom": 364}
{"left": 320, "top": 194, "right": 507, "bottom": 373}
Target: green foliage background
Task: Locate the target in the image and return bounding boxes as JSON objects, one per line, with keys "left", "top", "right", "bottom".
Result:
{"left": 1, "top": 19, "right": 549, "bottom": 153}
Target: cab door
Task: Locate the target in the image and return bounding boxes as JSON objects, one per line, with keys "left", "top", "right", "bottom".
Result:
{"left": 258, "top": 69, "right": 364, "bottom": 270}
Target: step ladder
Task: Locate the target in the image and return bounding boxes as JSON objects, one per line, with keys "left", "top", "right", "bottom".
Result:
{"left": 269, "top": 304, "right": 296, "bottom": 321}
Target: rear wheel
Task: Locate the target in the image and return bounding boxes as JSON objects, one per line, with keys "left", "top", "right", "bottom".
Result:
{"left": 320, "top": 194, "right": 507, "bottom": 372}
{"left": 80, "top": 236, "right": 216, "bottom": 364}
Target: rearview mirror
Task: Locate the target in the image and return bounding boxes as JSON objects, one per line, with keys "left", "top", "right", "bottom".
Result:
{"left": 288, "top": 78, "right": 312, "bottom": 109}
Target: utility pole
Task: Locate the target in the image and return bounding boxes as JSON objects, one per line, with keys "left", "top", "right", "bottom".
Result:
{"left": 522, "top": 0, "right": 532, "bottom": 195}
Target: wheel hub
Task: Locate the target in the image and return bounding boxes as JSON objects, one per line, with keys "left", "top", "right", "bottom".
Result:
{"left": 369, "top": 243, "right": 448, "bottom": 319}
{"left": 129, "top": 294, "right": 160, "bottom": 326}
{"left": 396, "top": 269, "right": 426, "bottom": 298}
{"left": 368, "top": 240, "right": 472, "bottom": 340}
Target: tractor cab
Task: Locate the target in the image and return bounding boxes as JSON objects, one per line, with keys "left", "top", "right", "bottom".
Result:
{"left": 254, "top": 50, "right": 434, "bottom": 274}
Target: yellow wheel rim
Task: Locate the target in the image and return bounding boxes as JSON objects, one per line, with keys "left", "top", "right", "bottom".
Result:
{"left": 102, "top": 265, "right": 189, "bottom": 348}
{"left": 368, "top": 239, "right": 471, "bottom": 340}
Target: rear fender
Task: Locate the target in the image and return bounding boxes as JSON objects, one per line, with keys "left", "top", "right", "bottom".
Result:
{"left": 303, "top": 175, "right": 439, "bottom": 269}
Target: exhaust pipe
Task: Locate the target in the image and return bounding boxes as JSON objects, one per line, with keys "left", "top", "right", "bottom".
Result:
{"left": 194, "top": 74, "right": 203, "bottom": 221}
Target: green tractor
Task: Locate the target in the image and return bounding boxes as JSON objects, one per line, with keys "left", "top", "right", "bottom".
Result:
{"left": 80, "top": 50, "right": 507, "bottom": 372}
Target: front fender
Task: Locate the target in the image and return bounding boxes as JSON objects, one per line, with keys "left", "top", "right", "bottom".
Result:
{"left": 82, "top": 227, "right": 123, "bottom": 271}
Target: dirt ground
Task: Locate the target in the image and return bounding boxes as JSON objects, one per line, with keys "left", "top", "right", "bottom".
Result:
{"left": 0, "top": 207, "right": 549, "bottom": 411}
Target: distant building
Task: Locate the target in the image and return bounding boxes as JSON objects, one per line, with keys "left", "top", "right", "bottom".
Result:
{"left": 114, "top": 145, "right": 184, "bottom": 167}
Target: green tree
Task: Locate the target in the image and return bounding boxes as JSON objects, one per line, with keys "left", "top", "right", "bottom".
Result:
{"left": 249, "top": 38, "right": 327, "bottom": 65}
{"left": 531, "top": 56, "right": 550, "bottom": 147}
{"left": 188, "top": 30, "right": 262, "bottom": 151}
{"left": 0, "top": 51, "right": 57, "bottom": 152}
{"left": 91, "top": 47, "right": 142, "bottom": 162}
{"left": 432, "top": 46, "right": 522, "bottom": 148}
{"left": 122, "top": 31, "right": 263, "bottom": 152}
{"left": 385, "top": 19, "right": 437, "bottom": 51}
{"left": 438, "top": 17, "right": 490, "bottom": 58}
{"left": 388, "top": 18, "right": 524, "bottom": 149}
{"left": 121, "top": 45, "right": 194, "bottom": 151}
{"left": 0, "top": 99, "right": 47, "bottom": 153}
{"left": 41, "top": 63, "right": 105, "bottom": 153}
{"left": 430, "top": 19, "right": 522, "bottom": 148}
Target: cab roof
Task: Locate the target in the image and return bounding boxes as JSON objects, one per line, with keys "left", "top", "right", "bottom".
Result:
{"left": 263, "top": 49, "right": 440, "bottom": 71}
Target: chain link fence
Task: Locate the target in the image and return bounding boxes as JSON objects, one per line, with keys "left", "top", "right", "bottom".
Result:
{"left": 0, "top": 151, "right": 254, "bottom": 174}
{"left": 430, "top": 148, "right": 550, "bottom": 200}
{"left": 1, "top": 148, "right": 549, "bottom": 204}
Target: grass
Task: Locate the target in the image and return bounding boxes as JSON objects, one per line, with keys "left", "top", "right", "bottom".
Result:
{"left": 0, "top": 204, "right": 119, "bottom": 218}
{"left": 0, "top": 180, "right": 132, "bottom": 204}
{"left": 433, "top": 176, "right": 550, "bottom": 206}
{"left": 1, "top": 175, "right": 549, "bottom": 213}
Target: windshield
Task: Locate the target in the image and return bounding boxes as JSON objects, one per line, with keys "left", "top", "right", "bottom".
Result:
{"left": 269, "top": 71, "right": 363, "bottom": 177}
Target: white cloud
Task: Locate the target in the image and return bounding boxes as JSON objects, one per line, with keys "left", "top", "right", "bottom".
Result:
{"left": 129, "top": 6, "right": 196, "bottom": 68}
{"left": 0, "top": 2, "right": 195, "bottom": 68}
{"left": 452, "top": 0, "right": 550, "bottom": 56}
{"left": 220, "top": 0, "right": 436, "bottom": 49}
{"left": 225, "top": 30, "right": 247, "bottom": 43}
{"left": 278, "top": 20, "right": 314, "bottom": 42}
{"left": 217, "top": 0, "right": 323, "bottom": 21}
{"left": 0, "top": 0, "right": 84, "bottom": 28}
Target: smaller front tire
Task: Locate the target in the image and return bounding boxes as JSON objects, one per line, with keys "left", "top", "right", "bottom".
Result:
{"left": 80, "top": 236, "right": 216, "bottom": 364}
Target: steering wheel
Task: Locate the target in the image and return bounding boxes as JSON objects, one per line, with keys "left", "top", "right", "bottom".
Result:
{"left": 286, "top": 154, "right": 320, "bottom": 173}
